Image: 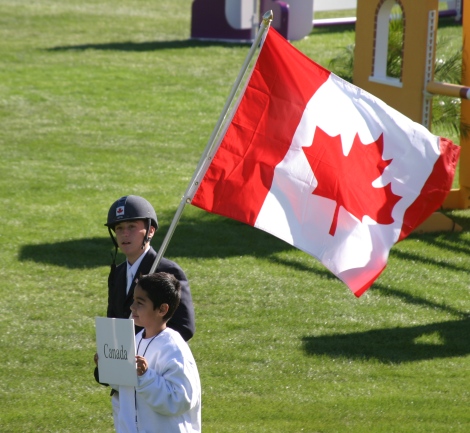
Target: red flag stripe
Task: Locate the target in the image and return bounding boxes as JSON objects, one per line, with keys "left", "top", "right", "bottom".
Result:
{"left": 193, "top": 29, "right": 331, "bottom": 225}
{"left": 399, "top": 137, "right": 460, "bottom": 240}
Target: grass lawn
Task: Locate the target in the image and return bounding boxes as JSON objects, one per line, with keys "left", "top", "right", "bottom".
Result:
{"left": 0, "top": 1, "right": 468, "bottom": 432}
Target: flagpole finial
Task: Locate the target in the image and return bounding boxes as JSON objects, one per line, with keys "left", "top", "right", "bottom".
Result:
{"left": 262, "top": 10, "right": 273, "bottom": 26}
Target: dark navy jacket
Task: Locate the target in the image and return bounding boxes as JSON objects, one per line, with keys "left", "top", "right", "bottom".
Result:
{"left": 107, "top": 246, "right": 195, "bottom": 341}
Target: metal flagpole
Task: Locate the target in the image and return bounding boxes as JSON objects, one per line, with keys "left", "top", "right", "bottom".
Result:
{"left": 149, "top": 10, "right": 273, "bottom": 274}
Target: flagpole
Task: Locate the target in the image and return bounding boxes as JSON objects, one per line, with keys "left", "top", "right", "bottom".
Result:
{"left": 148, "top": 11, "right": 273, "bottom": 274}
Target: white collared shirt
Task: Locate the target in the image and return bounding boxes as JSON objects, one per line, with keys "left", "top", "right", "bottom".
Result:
{"left": 126, "top": 246, "right": 150, "bottom": 295}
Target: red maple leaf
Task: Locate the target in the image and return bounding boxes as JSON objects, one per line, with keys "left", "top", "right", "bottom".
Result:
{"left": 302, "top": 127, "right": 401, "bottom": 236}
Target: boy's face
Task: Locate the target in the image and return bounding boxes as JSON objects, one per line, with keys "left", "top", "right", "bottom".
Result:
{"left": 114, "top": 220, "right": 155, "bottom": 264}
{"left": 130, "top": 285, "right": 166, "bottom": 332}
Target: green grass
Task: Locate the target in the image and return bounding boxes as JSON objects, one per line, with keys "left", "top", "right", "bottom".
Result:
{"left": 0, "top": 1, "right": 469, "bottom": 432}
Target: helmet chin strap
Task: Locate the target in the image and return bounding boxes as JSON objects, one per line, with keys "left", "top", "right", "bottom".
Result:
{"left": 108, "top": 227, "right": 119, "bottom": 267}
{"left": 142, "top": 218, "right": 152, "bottom": 249}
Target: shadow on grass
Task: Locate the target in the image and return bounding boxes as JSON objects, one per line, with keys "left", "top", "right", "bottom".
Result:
{"left": 302, "top": 317, "right": 470, "bottom": 363}
{"left": 18, "top": 215, "right": 298, "bottom": 269}
{"left": 389, "top": 240, "right": 470, "bottom": 274}
{"left": 45, "top": 15, "right": 461, "bottom": 53}
{"left": 387, "top": 214, "right": 470, "bottom": 275}
{"left": 46, "top": 39, "right": 250, "bottom": 52}
{"left": 19, "top": 237, "right": 113, "bottom": 269}
{"left": 18, "top": 212, "right": 469, "bottom": 276}
{"left": 371, "top": 282, "right": 467, "bottom": 318}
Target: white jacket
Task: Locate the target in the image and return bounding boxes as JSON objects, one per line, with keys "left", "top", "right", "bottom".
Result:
{"left": 112, "top": 328, "right": 201, "bottom": 433}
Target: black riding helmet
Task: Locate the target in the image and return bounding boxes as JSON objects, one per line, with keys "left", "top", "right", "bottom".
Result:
{"left": 105, "top": 195, "right": 159, "bottom": 263}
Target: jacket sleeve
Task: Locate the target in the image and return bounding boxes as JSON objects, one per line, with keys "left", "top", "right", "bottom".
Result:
{"left": 107, "top": 262, "right": 128, "bottom": 319}
{"left": 157, "top": 258, "right": 196, "bottom": 341}
{"left": 107, "top": 264, "right": 116, "bottom": 318}
{"left": 93, "top": 366, "right": 109, "bottom": 387}
{"left": 136, "top": 357, "right": 198, "bottom": 417}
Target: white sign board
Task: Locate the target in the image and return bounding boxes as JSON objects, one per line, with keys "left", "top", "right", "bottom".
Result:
{"left": 95, "top": 317, "right": 137, "bottom": 387}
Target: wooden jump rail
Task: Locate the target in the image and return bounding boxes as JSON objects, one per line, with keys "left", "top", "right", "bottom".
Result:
{"left": 426, "top": 81, "right": 470, "bottom": 100}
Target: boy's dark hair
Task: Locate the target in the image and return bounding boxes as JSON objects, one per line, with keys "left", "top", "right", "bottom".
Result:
{"left": 137, "top": 272, "right": 181, "bottom": 322}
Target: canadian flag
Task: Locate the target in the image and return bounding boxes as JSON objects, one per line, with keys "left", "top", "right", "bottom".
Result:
{"left": 190, "top": 28, "right": 460, "bottom": 297}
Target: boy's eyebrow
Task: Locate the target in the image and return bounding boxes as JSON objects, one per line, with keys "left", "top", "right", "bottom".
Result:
{"left": 134, "top": 295, "right": 147, "bottom": 302}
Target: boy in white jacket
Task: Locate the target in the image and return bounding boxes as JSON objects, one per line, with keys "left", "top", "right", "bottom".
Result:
{"left": 103, "top": 272, "right": 201, "bottom": 433}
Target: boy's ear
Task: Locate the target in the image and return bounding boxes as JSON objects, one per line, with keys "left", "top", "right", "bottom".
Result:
{"left": 158, "top": 303, "right": 169, "bottom": 316}
{"left": 148, "top": 225, "right": 156, "bottom": 240}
